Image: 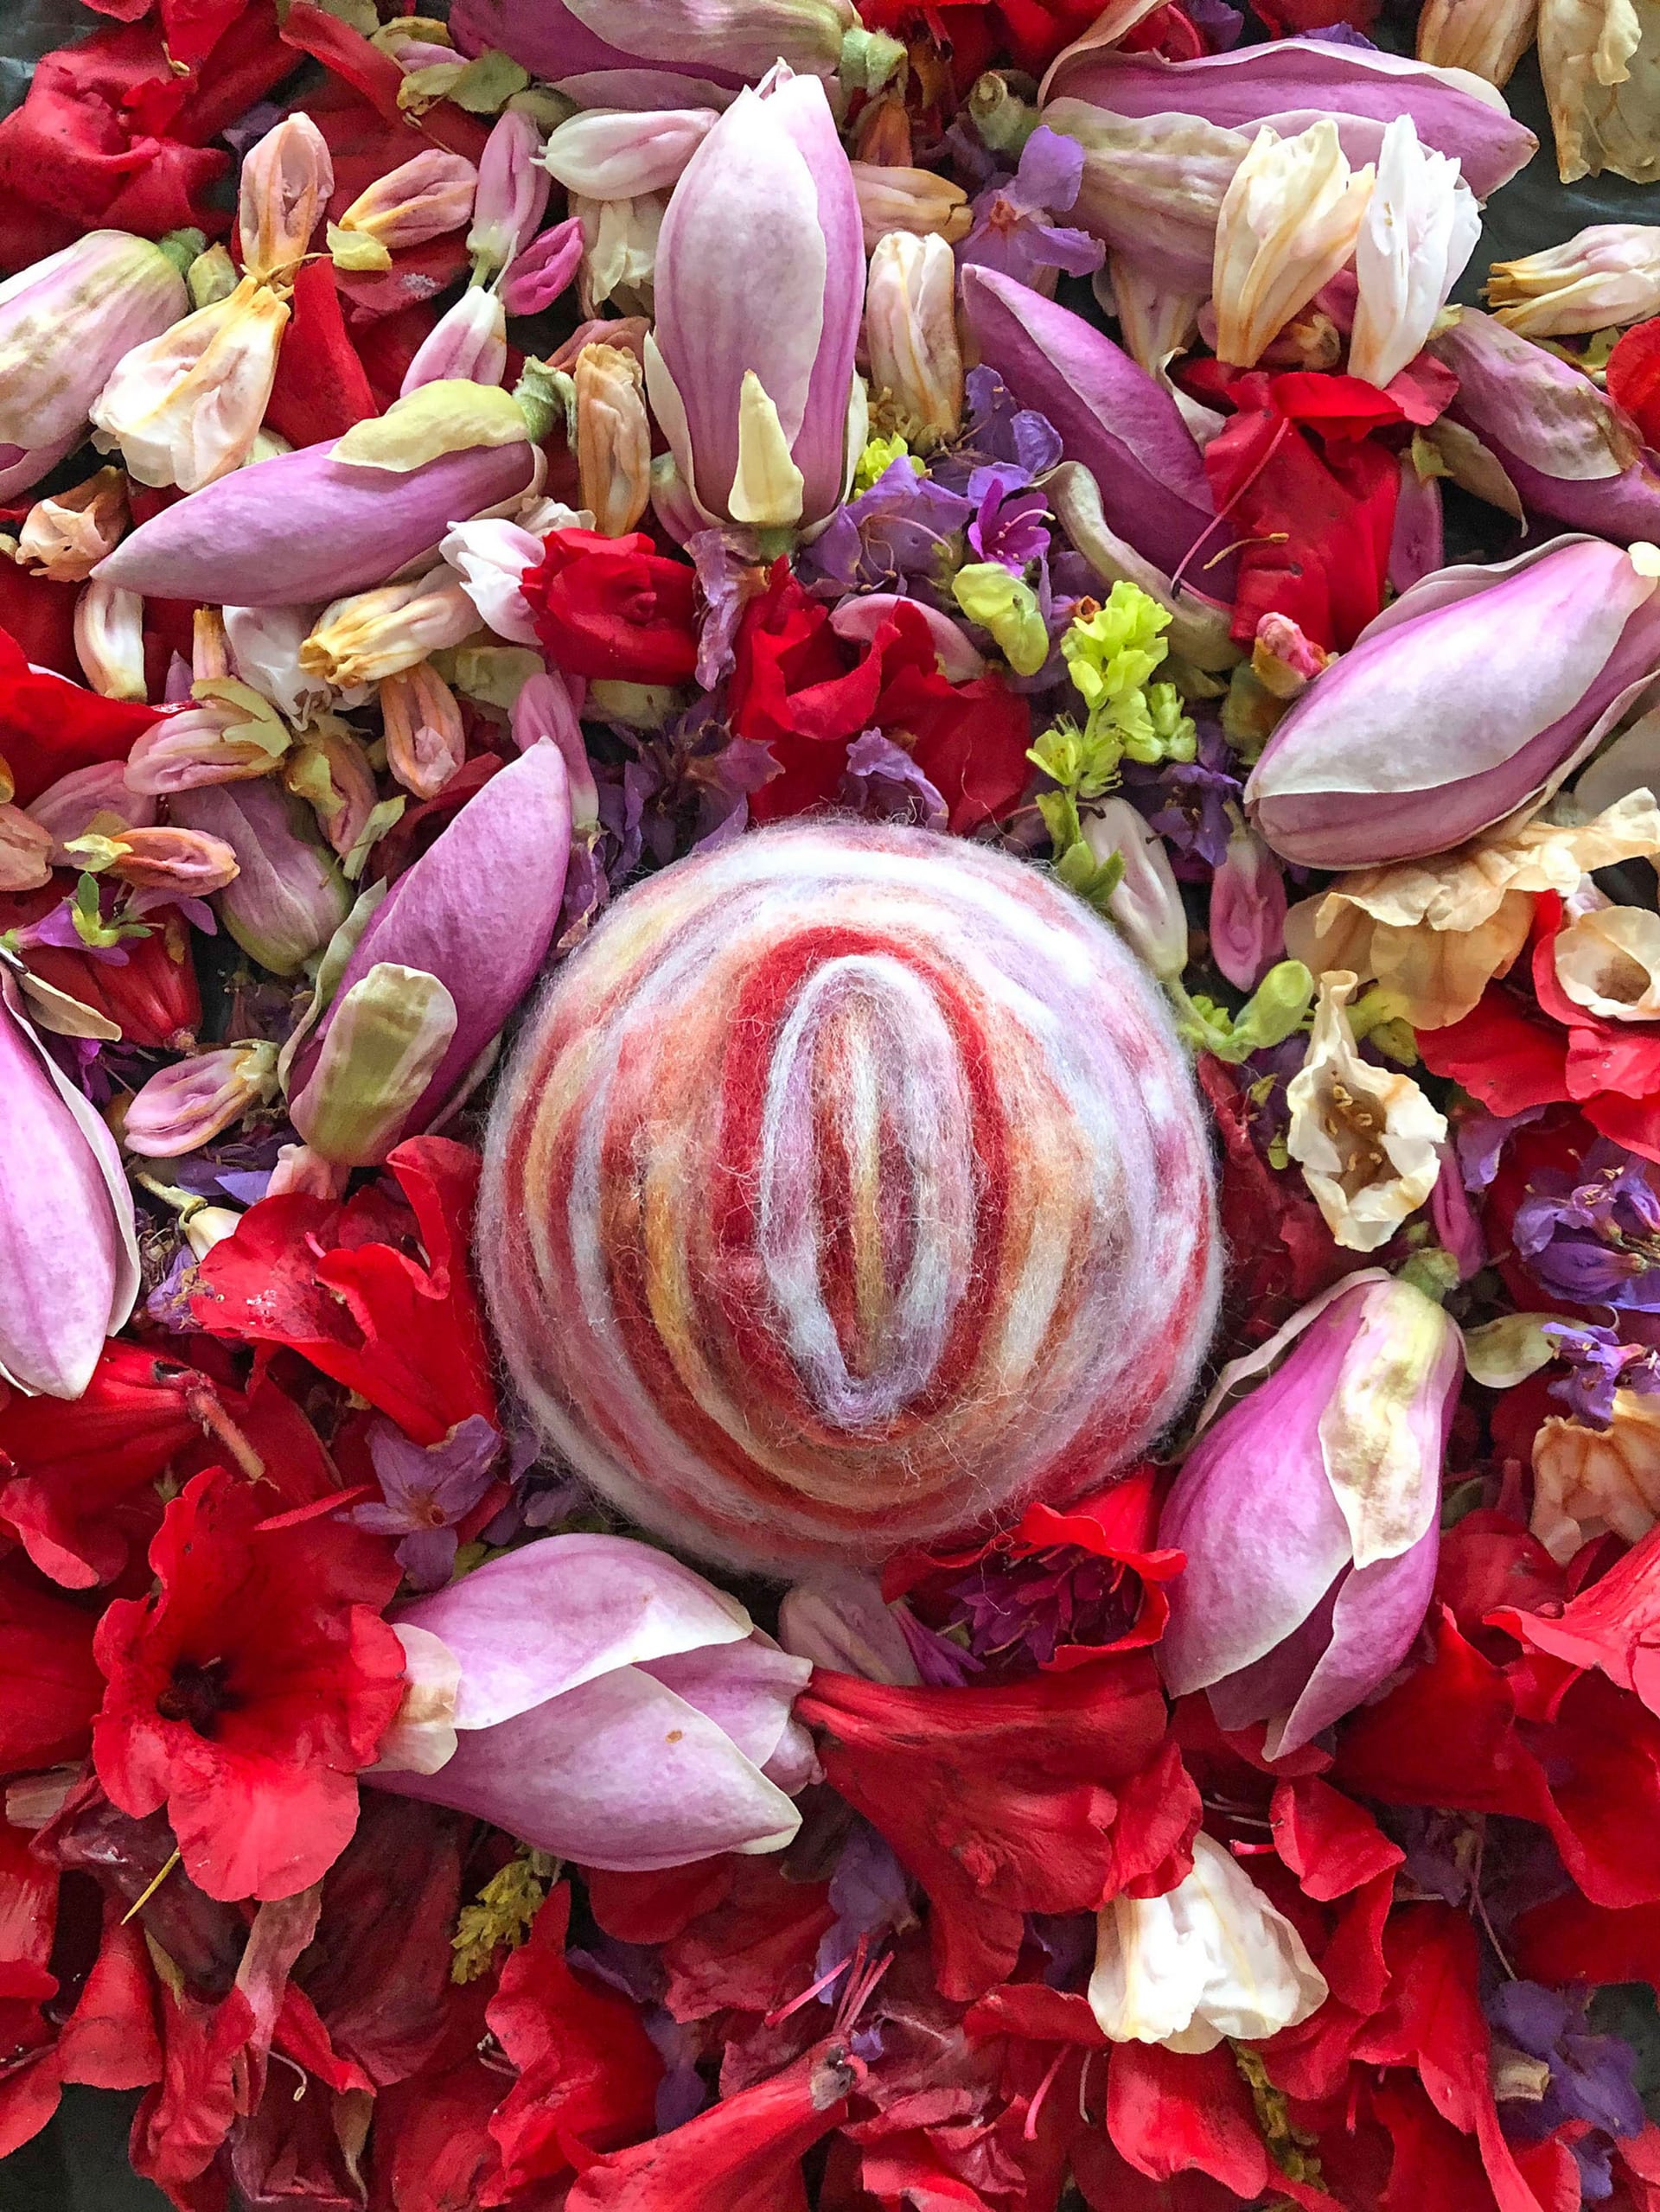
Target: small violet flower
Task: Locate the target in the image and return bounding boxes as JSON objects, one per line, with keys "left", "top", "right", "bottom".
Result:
{"left": 348, "top": 1412, "right": 502, "bottom": 1588}
{"left": 956, "top": 127, "right": 1105, "bottom": 296}
{"left": 1542, "top": 1322, "right": 1660, "bottom": 1430}
{"left": 1513, "top": 1139, "right": 1660, "bottom": 1311}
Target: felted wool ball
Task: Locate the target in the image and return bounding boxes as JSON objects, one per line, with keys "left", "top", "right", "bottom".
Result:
{"left": 481, "top": 819, "right": 1220, "bottom": 1571}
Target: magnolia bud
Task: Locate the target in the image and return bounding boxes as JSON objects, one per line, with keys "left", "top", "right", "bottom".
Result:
{"left": 300, "top": 571, "right": 479, "bottom": 690}
{"left": 380, "top": 664, "right": 467, "bottom": 800}
{"left": 1210, "top": 818, "right": 1286, "bottom": 991}
{"left": 574, "top": 341, "right": 652, "bottom": 537}
{"left": 74, "top": 577, "right": 147, "bottom": 702}
{"left": 123, "top": 1041, "right": 279, "bottom": 1157}
{"left": 1489, "top": 222, "right": 1660, "bottom": 337}
{"left": 238, "top": 114, "right": 334, "bottom": 285}
{"left": 169, "top": 778, "right": 350, "bottom": 976}
{"left": 400, "top": 290, "right": 508, "bottom": 395}
{"left": 288, "top": 962, "right": 461, "bottom": 1166}
{"left": 469, "top": 110, "right": 552, "bottom": 278}
{"left": 0, "top": 231, "right": 188, "bottom": 460}
{"left": 330, "top": 152, "right": 479, "bottom": 270}
{"left": 1084, "top": 799, "right": 1188, "bottom": 979}
{"left": 865, "top": 232, "right": 963, "bottom": 450}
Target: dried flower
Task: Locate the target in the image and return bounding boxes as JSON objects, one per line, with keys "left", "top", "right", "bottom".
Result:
{"left": 1286, "top": 971, "right": 1446, "bottom": 1251}
{"left": 380, "top": 664, "right": 467, "bottom": 800}
{"left": 300, "top": 572, "right": 480, "bottom": 690}
{"left": 1213, "top": 120, "right": 1373, "bottom": 371}
{"left": 575, "top": 341, "right": 652, "bottom": 537}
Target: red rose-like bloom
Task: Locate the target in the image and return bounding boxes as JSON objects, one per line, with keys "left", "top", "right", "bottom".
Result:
{"left": 525, "top": 528, "right": 699, "bottom": 685}
{"left": 730, "top": 564, "right": 1031, "bottom": 832}
{"left": 92, "top": 1467, "right": 406, "bottom": 1903}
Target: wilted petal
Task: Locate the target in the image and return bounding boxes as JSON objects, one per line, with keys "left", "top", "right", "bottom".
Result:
{"left": 576, "top": 341, "right": 653, "bottom": 535}
{"left": 74, "top": 579, "right": 147, "bottom": 703}
{"left": 1089, "top": 1833, "right": 1327, "bottom": 2050}
{"left": 1555, "top": 902, "right": 1660, "bottom": 1018}
{"left": 123, "top": 1042, "right": 278, "bottom": 1157}
{"left": 1417, "top": 0, "right": 1539, "bottom": 86}
{"left": 0, "top": 231, "right": 188, "bottom": 454}
{"left": 333, "top": 150, "right": 478, "bottom": 261}
{"left": 399, "top": 290, "right": 508, "bottom": 395}
{"left": 1349, "top": 118, "right": 1479, "bottom": 389}
{"left": 300, "top": 571, "right": 480, "bottom": 689}
{"left": 16, "top": 468, "right": 128, "bottom": 583}
{"left": 380, "top": 663, "right": 467, "bottom": 799}
{"left": 865, "top": 231, "right": 963, "bottom": 449}
{"left": 288, "top": 964, "right": 461, "bottom": 1167}
{"left": 543, "top": 106, "right": 718, "bottom": 198}
{"left": 1540, "top": 0, "right": 1660, "bottom": 182}
{"left": 0, "top": 806, "right": 52, "bottom": 891}
{"left": 90, "top": 276, "right": 290, "bottom": 491}
{"left": 239, "top": 113, "right": 333, "bottom": 284}
{"left": 1533, "top": 1391, "right": 1660, "bottom": 1559}
{"left": 1213, "top": 121, "right": 1373, "bottom": 371}
{"left": 1489, "top": 221, "right": 1660, "bottom": 335}
{"left": 469, "top": 110, "right": 551, "bottom": 277}
{"left": 1285, "top": 972, "right": 1446, "bottom": 1251}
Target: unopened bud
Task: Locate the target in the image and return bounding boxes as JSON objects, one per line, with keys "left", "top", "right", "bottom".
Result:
{"left": 469, "top": 109, "right": 551, "bottom": 277}
{"left": 330, "top": 151, "right": 479, "bottom": 271}
{"left": 301, "top": 571, "right": 479, "bottom": 690}
{"left": 170, "top": 778, "right": 350, "bottom": 976}
{"left": 380, "top": 663, "right": 466, "bottom": 800}
{"left": 238, "top": 114, "right": 334, "bottom": 285}
{"left": 124, "top": 1041, "right": 278, "bottom": 1157}
{"left": 1084, "top": 797, "right": 1188, "bottom": 979}
{"left": 67, "top": 825, "right": 239, "bottom": 895}
{"left": 1489, "top": 223, "right": 1660, "bottom": 338}
{"left": 574, "top": 341, "right": 652, "bottom": 537}
{"left": 124, "top": 679, "right": 290, "bottom": 796}
{"left": 865, "top": 232, "right": 964, "bottom": 449}
{"left": 284, "top": 721, "right": 383, "bottom": 862}
{"left": 288, "top": 961, "right": 460, "bottom": 1166}
{"left": 74, "top": 577, "right": 147, "bottom": 701}
{"left": 400, "top": 289, "right": 508, "bottom": 395}
{"left": 851, "top": 163, "right": 971, "bottom": 253}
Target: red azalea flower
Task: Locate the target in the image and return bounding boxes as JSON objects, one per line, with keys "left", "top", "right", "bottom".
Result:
{"left": 657, "top": 1857, "right": 836, "bottom": 2025}
{"left": 526, "top": 528, "right": 700, "bottom": 685}
{"left": 0, "top": 1823, "right": 162, "bottom": 2164}
{"left": 1335, "top": 1603, "right": 1660, "bottom": 1913}
{"left": 0, "top": 625, "right": 161, "bottom": 807}
{"left": 483, "top": 1881, "right": 662, "bottom": 2199}
{"left": 797, "top": 1660, "right": 1199, "bottom": 2002}
{"left": 0, "top": 1340, "right": 201, "bottom": 1588}
{"left": 91, "top": 1464, "right": 405, "bottom": 1902}
{"left": 0, "top": 1557, "right": 105, "bottom": 1772}
{"left": 189, "top": 1135, "right": 497, "bottom": 1446}
{"left": 1197, "top": 371, "right": 1403, "bottom": 652}
{"left": 0, "top": 888, "right": 203, "bottom": 1051}
{"left": 730, "top": 564, "right": 1031, "bottom": 832}
{"left": 1421, "top": 895, "right": 1660, "bottom": 1164}
{"left": 0, "top": 16, "right": 297, "bottom": 252}
{"left": 859, "top": 0, "right": 1105, "bottom": 77}
{"left": 566, "top": 2036, "right": 865, "bottom": 2212}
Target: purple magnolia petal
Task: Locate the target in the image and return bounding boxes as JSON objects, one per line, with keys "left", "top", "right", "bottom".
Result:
{"left": 95, "top": 437, "right": 537, "bottom": 608}
{"left": 1040, "top": 40, "right": 1537, "bottom": 201}
{"left": 395, "top": 1531, "right": 754, "bottom": 1727}
{"left": 638, "top": 1636, "right": 811, "bottom": 1771}
{"left": 961, "top": 265, "right": 1221, "bottom": 585}
{"left": 374, "top": 1664, "right": 801, "bottom": 1869}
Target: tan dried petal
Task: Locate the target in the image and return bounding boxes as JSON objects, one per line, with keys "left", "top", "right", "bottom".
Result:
{"left": 575, "top": 341, "right": 652, "bottom": 538}
{"left": 16, "top": 468, "right": 128, "bottom": 583}
{"left": 1539, "top": 0, "right": 1660, "bottom": 182}
{"left": 1533, "top": 1391, "right": 1660, "bottom": 1559}
{"left": 1213, "top": 121, "right": 1373, "bottom": 370}
{"left": 1418, "top": 0, "right": 1539, "bottom": 84}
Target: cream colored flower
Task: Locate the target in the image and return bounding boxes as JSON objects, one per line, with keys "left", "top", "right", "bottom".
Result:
{"left": 1539, "top": 0, "right": 1660, "bottom": 182}
{"left": 575, "top": 341, "right": 652, "bottom": 538}
{"left": 1212, "top": 121, "right": 1373, "bottom": 370}
{"left": 1533, "top": 1390, "right": 1660, "bottom": 1560}
{"left": 89, "top": 276, "right": 290, "bottom": 490}
{"left": 1489, "top": 221, "right": 1660, "bottom": 335}
{"left": 1089, "top": 1833, "right": 1329, "bottom": 2052}
{"left": 300, "top": 571, "right": 479, "bottom": 691}
{"left": 865, "top": 231, "right": 964, "bottom": 449}
{"left": 1284, "top": 792, "right": 1660, "bottom": 1030}
{"left": 1349, "top": 117, "right": 1480, "bottom": 389}
{"left": 73, "top": 577, "right": 146, "bottom": 702}
{"left": 1555, "top": 901, "right": 1660, "bottom": 1017}
{"left": 1417, "top": 0, "right": 1539, "bottom": 85}
{"left": 573, "top": 192, "right": 667, "bottom": 317}
{"left": 1286, "top": 972, "right": 1446, "bottom": 1253}
{"left": 16, "top": 467, "right": 127, "bottom": 582}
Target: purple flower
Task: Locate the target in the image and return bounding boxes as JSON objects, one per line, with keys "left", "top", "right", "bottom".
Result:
{"left": 797, "top": 456, "right": 971, "bottom": 596}
{"left": 1542, "top": 1322, "right": 1660, "bottom": 1429}
{"left": 1455, "top": 1102, "right": 1548, "bottom": 1195}
{"left": 814, "top": 1820, "right": 914, "bottom": 1987}
{"left": 1127, "top": 720, "right": 1241, "bottom": 873}
{"left": 967, "top": 465, "right": 1050, "bottom": 571}
{"left": 686, "top": 526, "right": 757, "bottom": 689}
{"left": 933, "top": 365, "right": 1063, "bottom": 493}
{"left": 1514, "top": 1140, "right": 1660, "bottom": 1312}
{"left": 956, "top": 127, "right": 1105, "bottom": 294}
{"left": 1487, "top": 1980, "right": 1644, "bottom": 2187}
{"left": 348, "top": 1413, "right": 502, "bottom": 1588}
{"left": 837, "top": 729, "right": 948, "bottom": 832}
{"left": 944, "top": 1546, "right": 1143, "bottom": 1671}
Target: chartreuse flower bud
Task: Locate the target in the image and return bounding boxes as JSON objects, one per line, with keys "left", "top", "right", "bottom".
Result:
{"left": 952, "top": 561, "right": 1049, "bottom": 677}
{"left": 289, "top": 962, "right": 461, "bottom": 1166}
{"left": 1171, "top": 959, "right": 1314, "bottom": 1063}
{"left": 853, "top": 431, "right": 916, "bottom": 495}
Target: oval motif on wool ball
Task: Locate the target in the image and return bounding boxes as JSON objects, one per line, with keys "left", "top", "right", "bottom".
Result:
{"left": 481, "top": 819, "right": 1221, "bottom": 1571}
